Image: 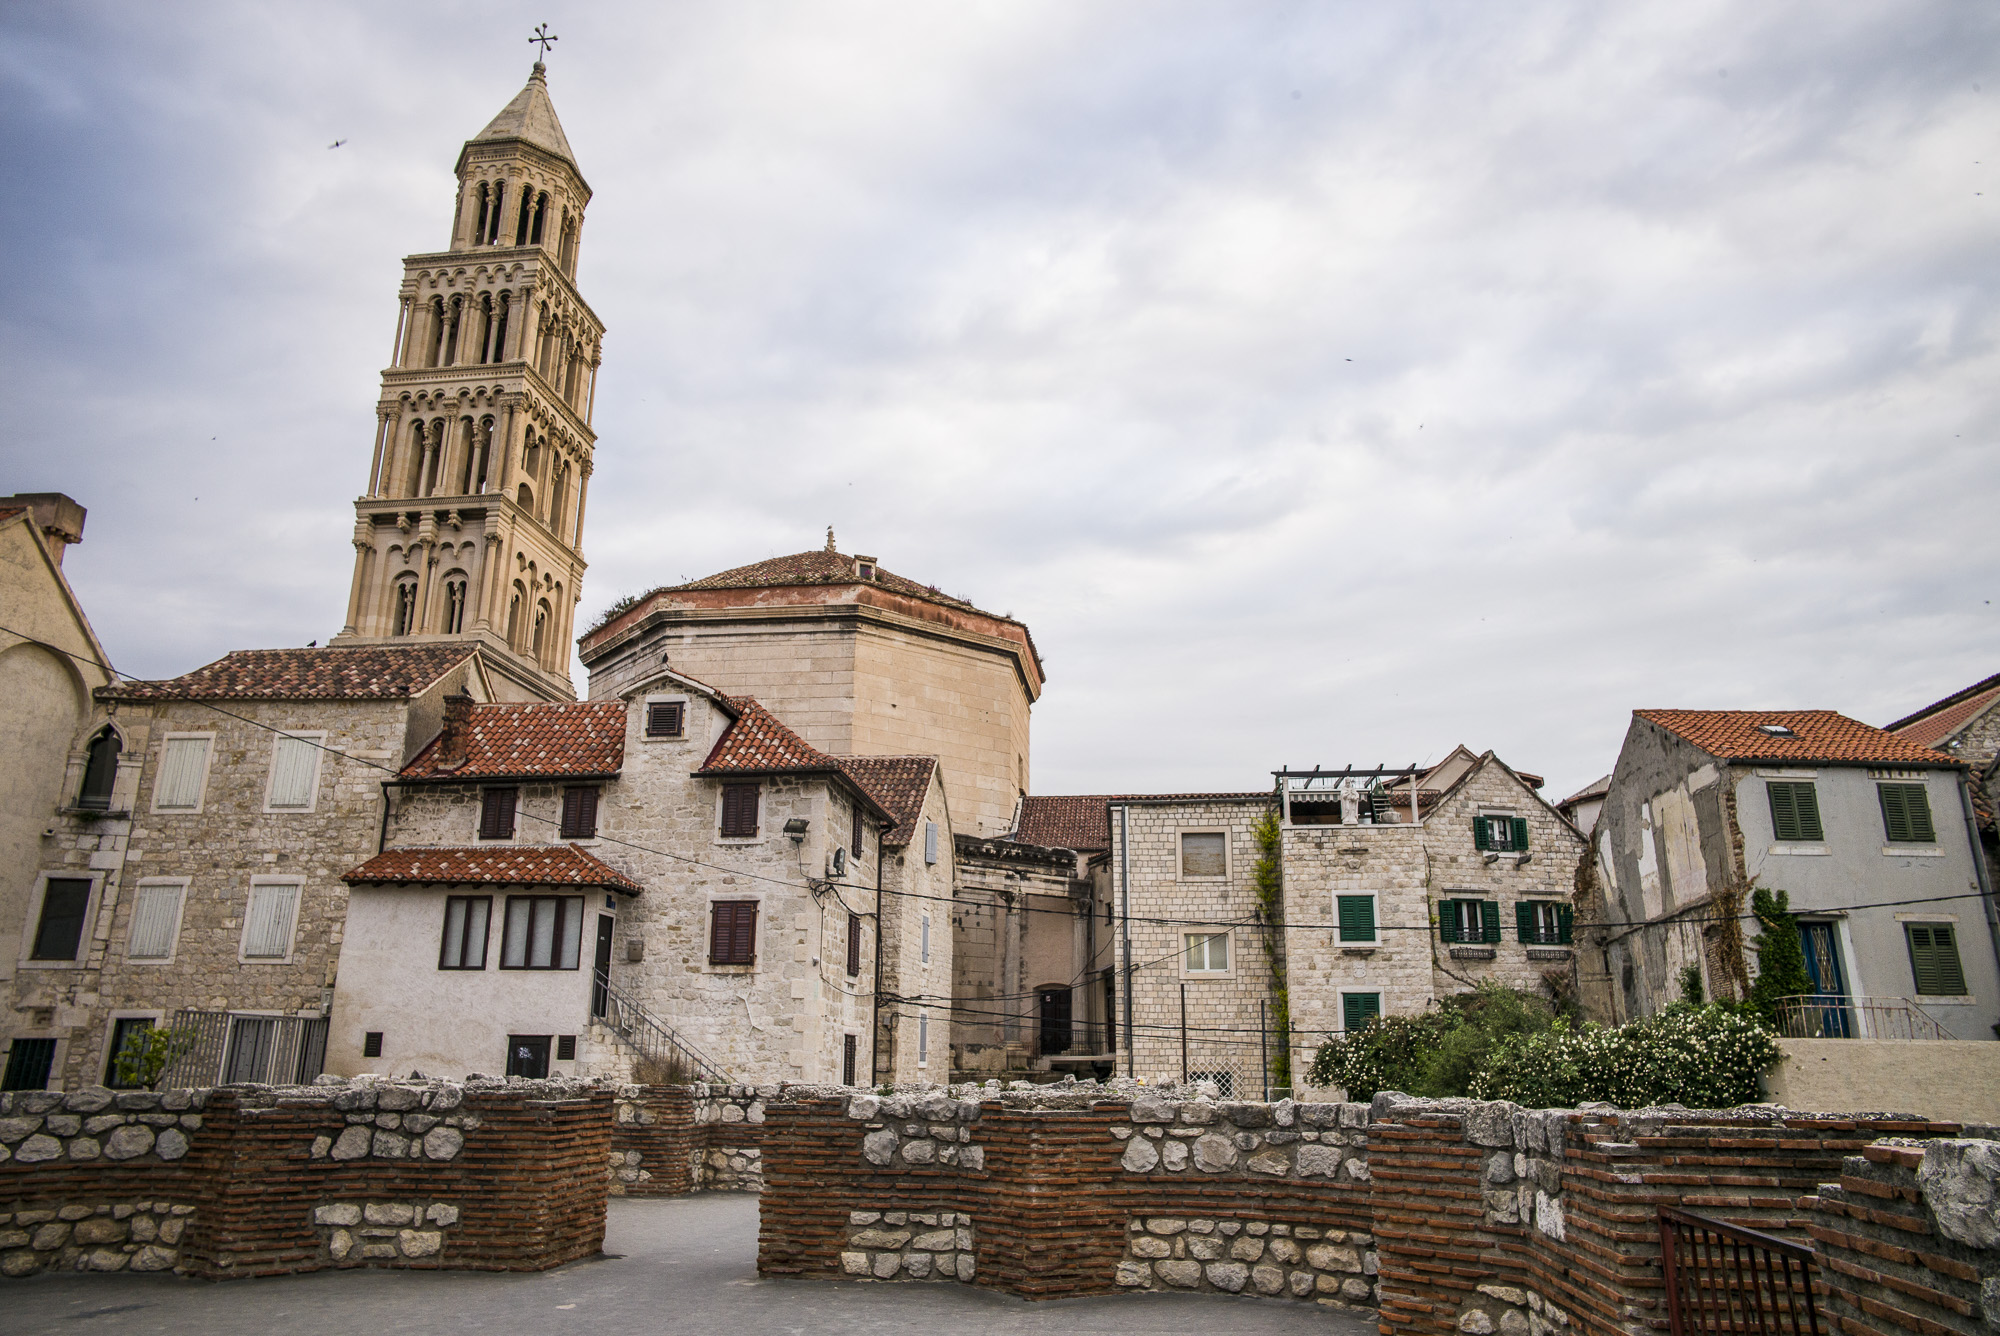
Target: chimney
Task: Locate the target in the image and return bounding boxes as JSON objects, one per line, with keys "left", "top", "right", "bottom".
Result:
{"left": 4, "top": 493, "right": 87, "bottom": 567}
{"left": 438, "top": 691, "right": 475, "bottom": 770}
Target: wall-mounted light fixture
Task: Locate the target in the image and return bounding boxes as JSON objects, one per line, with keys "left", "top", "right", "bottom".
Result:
{"left": 784, "top": 817, "right": 809, "bottom": 842}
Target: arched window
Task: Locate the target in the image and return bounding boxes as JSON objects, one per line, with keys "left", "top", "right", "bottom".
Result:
{"left": 491, "top": 292, "right": 511, "bottom": 364}
{"left": 441, "top": 296, "right": 463, "bottom": 366}
{"left": 486, "top": 182, "right": 506, "bottom": 244}
{"left": 516, "top": 188, "right": 534, "bottom": 245}
{"left": 392, "top": 578, "right": 419, "bottom": 636}
{"left": 77, "top": 727, "right": 121, "bottom": 811}
{"left": 474, "top": 417, "right": 495, "bottom": 492}
{"left": 425, "top": 419, "right": 448, "bottom": 495}
{"left": 530, "top": 192, "right": 548, "bottom": 245}
{"left": 472, "top": 183, "right": 490, "bottom": 248}
{"left": 442, "top": 577, "right": 468, "bottom": 634}
{"left": 454, "top": 418, "right": 476, "bottom": 494}
{"left": 429, "top": 296, "right": 447, "bottom": 367}
{"left": 474, "top": 294, "right": 493, "bottom": 365}
{"left": 560, "top": 216, "right": 578, "bottom": 274}
{"left": 523, "top": 436, "right": 541, "bottom": 478}
{"left": 517, "top": 482, "right": 534, "bottom": 513}
{"left": 507, "top": 582, "right": 525, "bottom": 648}
{"left": 404, "top": 421, "right": 426, "bottom": 497}
{"left": 548, "top": 462, "right": 567, "bottom": 538}
{"left": 533, "top": 600, "right": 551, "bottom": 664}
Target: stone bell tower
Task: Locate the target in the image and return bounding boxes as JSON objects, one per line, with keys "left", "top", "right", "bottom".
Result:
{"left": 333, "top": 59, "right": 604, "bottom": 702}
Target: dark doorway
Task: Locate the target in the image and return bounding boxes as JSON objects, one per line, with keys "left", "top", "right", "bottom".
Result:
{"left": 1037, "top": 986, "right": 1072, "bottom": 1056}
{"left": 507, "top": 1034, "right": 552, "bottom": 1079}
{"left": 591, "top": 915, "right": 614, "bottom": 1018}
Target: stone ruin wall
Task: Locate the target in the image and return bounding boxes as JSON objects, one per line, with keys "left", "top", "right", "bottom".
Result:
{"left": 608, "top": 1083, "right": 770, "bottom": 1196}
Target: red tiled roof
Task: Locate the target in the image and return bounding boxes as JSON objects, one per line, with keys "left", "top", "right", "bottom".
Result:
{"left": 100, "top": 645, "right": 476, "bottom": 702}
{"left": 833, "top": 756, "right": 937, "bottom": 847}
{"left": 696, "top": 696, "right": 838, "bottom": 776}
{"left": 1634, "top": 710, "right": 1960, "bottom": 768}
{"left": 342, "top": 845, "right": 642, "bottom": 894}
{"left": 403, "top": 700, "right": 626, "bottom": 780}
{"left": 1884, "top": 674, "right": 2000, "bottom": 750}
{"left": 1012, "top": 792, "right": 1272, "bottom": 852}
{"left": 667, "top": 548, "right": 989, "bottom": 615}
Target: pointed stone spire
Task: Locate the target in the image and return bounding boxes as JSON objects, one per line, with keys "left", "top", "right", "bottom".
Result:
{"left": 471, "top": 62, "right": 579, "bottom": 172}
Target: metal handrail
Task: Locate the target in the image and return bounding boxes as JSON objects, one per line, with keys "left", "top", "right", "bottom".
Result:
{"left": 591, "top": 969, "right": 733, "bottom": 1085}
{"left": 1659, "top": 1205, "right": 1820, "bottom": 1336}
{"left": 1774, "top": 994, "right": 1952, "bottom": 1041}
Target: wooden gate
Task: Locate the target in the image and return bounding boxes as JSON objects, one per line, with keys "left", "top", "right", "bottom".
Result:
{"left": 1659, "top": 1206, "right": 1821, "bottom": 1336}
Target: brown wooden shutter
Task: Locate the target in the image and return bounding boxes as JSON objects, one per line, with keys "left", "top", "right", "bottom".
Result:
{"left": 710, "top": 900, "right": 758, "bottom": 965}
{"left": 847, "top": 911, "right": 861, "bottom": 976}
{"left": 479, "top": 788, "right": 518, "bottom": 840}
{"left": 720, "top": 783, "right": 759, "bottom": 837}
{"left": 561, "top": 786, "right": 599, "bottom": 839}
{"left": 646, "top": 701, "right": 684, "bottom": 738}
{"left": 852, "top": 805, "right": 864, "bottom": 858}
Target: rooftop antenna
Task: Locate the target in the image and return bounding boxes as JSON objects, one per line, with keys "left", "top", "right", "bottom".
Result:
{"left": 529, "top": 23, "right": 559, "bottom": 66}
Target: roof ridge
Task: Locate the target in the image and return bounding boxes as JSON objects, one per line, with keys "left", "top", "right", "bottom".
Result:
{"left": 1884, "top": 672, "right": 2000, "bottom": 734}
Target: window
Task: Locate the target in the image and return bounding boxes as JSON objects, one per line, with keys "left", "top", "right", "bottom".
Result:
{"left": 1879, "top": 784, "right": 1936, "bottom": 844}
{"left": 1756, "top": 723, "right": 1796, "bottom": 737}
{"left": 645, "top": 700, "right": 685, "bottom": 738}
{"left": 392, "top": 579, "right": 419, "bottom": 636}
{"left": 363, "top": 1032, "right": 384, "bottom": 1058}
{"left": 925, "top": 820, "right": 939, "bottom": 865}
{"left": 1187, "top": 1069, "right": 1235, "bottom": 1097}
{"left": 846, "top": 912, "right": 861, "bottom": 976}
{"left": 30, "top": 878, "right": 92, "bottom": 961}
{"left": 918, "top": 1010, "right": 930, "bottom": 1067}
{"left": 480, "top": 787, "right": 518, "bottom": 840}
{"left": 2, "top": 1038, "right": 56, "bottom": 1092}
{"left": 720, "top": 783, "right": 759, "bottom": 838}
{"left": 506, "top": 1035, "right": 551, "bottom": 1079}
{"left": 1180, "top": 832, "right": 1227, "bottom": 877}
{"left": 264, "top": 733, "right": 324, "bottom": 811}
{"left": 709, "top": 900, "right": 758, "bottom": 966}
{"left": 242, "top": 881, "right": 301, "bottom": 960}
{"left": 843, "top": 1034, "right": 858, "bottom": 1086}
{"left": 1184, "top": 931, "right": 1230, "bottom": 973}
{"left": 1516, "top": 901, "right": 1573, "bottom": 945}
{"left": 443, "top": 578, "right": 468, "bottom": 634}
{"left": 127, "top": 880, "right": 187, "bottom": 961}
{"left": 852, "top": 804, "right": 865, "bottom": 859}
{"left": 1767, "top": 781, "right": 1824, "bottom": 842}
{"left": 104, "top": 1018, "right": 154, "bottom": 1089}
{"left": 556, "top": 1035, "right": 577, "bottom": 1062}
{"left": 1440, "top": 899, "right": 1499, "bottom": 944}
{"left": 921, "top": 913, "right": 931, "bottom": 965}
{"left": 152, "top": 735, "right": 212, "bottom": 812}
{"left": 1336, "top": 894, "right": 1377, "bottom": 944}
{"left": 439, "top": 896, "right": 492, "bottom": 969}
{"left": 500, "top": 896, "right": 584, "bottom": 970}
{"left": 77, "top": 728, "right": 120, "bottom": 810}
{"left": 1342, "top": 991, "right": 1382, "bottom": 1034}
{"left": 1906, "top": 924, "right": 1967, "bottom": 997}
{"left": 1473, "top": 815, "right": 1529, "bottom": 852}
{"left": 561, "top": 786, "right": 600, "bottom": 839}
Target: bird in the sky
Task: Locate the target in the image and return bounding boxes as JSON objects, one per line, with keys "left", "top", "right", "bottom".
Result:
{"left": 328, "top": 139, "right": 347, "bottom": 149}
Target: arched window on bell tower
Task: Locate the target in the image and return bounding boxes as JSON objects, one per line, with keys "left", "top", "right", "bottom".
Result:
{"left": 77, "top": 727, "right": 121, "bottom": 811}
{"left": 507, "top": 581, "right": 526, "bottom": 649}
{"left": 392, "top": 578, "right": 420, "bottom": 637}
{"left": 472, "top": 183, "right": 491, "bottom": 249}
{"left": 530, "top": 191, "right": 548, "bottom": 245}
{"left": 442, "top": 576, "right": 468, "bottom": 634}
{"left": 548, "top": 460, "right": 567, "bottom": 539}
{"left": 485, "top": 182, "right": 506, "bottom": 244}
{"left": 533, "top": 600, "right": 551, "bottom": 666}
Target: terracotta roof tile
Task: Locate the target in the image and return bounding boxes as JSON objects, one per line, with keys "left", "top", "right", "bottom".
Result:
{"left": 696, "top": 696, "right": 838, "bottom": 776}
{"left": 833, "top": 756, "right": 937, "bottom": 847}
{"left": 667, "top": 548, "right": 988, "bottom": 614}
{"left": 403, "top": 700, "right": 626, "bottom": 780}
{"left": 1634, "top": 709, "right": 1960, "bottom": 768}
{"left": 1013, "top": 792, "right": 1271, "bottom": 852}
{"left": 342, "top": 845, "right": 641, "bottom": 894}
{"left": 100, "top": 645, "right": 476, "bottom": 702}
{"left": 1884, "top": 675, "right": 2000, "bottom": 750}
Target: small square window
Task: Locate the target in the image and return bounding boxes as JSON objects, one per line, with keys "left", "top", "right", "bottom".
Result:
{"left": 480, "top": 787, "right": 519, "bottom": 840}
{"left": 561, "top": 785, "right": 599, "bottom": 839}
{"left": 1180, "top": 832, "right": 1226, "bottom": 878}
{"left": 1341, "top": 991, "right": 1382, "bottom": 1034}
{"left": 1878, "top": 783, "right": 1936, "bottom": 844}
{"left": 556, "top": 1034, "right": 577, "bottom": 1061}
{"left": 1184, "top": 931, "right": 1230, "bottom": 973}
{"left": 1336, "top": 894, "right": 1377, "bottom": 944}
{"left": 645, "top": 701, "right": 685, "bottom": 738}
{"left": 363, "top": 1031, "right": 384, "bottom": 1059}
{"left": 105, "top": 1018, "right": 155, "bottom": 1089}
{"left": 720, "top": 783, "right": 759, "bottom": 838}
{"left": 1767, "top": 781, "right": 1823, "bottom": 842}
{"left": 1906, "top": 923, "right": 1967, "bottom": 997}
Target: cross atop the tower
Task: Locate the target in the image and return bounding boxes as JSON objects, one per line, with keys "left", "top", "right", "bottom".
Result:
{"left": 529, "top": 24, "right": 559, "bottom": 61}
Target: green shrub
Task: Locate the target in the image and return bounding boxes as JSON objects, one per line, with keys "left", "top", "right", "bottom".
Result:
{"left": 1306, "top": 984, "right": 1556, "bottom": 1101}
{"left": 1468, "top": 1003, "right": 1780, "bottom": 1109}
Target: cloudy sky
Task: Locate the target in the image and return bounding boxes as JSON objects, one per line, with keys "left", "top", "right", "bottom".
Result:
{"left": 4, "top": 1, "right": 1995, "bottom": 802}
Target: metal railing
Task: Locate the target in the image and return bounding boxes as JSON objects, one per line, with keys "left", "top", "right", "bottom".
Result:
{"left": 1659, "top": 1206, "right": 1820, "bottom": 1336}
{"left": 592, "top": 969, "right": 732, "bottom": 1085}
{"left": 158, "top": 1010, "right": 328, "bottom": 1087}
{"left": 1774, "top": 994, "right": 1952, "bottom": 1041}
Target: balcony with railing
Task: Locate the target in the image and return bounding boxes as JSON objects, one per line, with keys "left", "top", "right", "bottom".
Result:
{"left": 1774, "top": 994, "right": 1951, "bottom": 1041}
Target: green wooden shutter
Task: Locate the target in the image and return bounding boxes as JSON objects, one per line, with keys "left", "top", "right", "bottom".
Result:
{"left": 1473, "top": 817, "right": 1490, "bottom": 851}
{"left": 1768, "top": 782, "right": 1799, "bottom": 841}
{"left": 1557, "top": 905, "right": 1574, "bottom": 944}
{"left": 1880, "top": 784, "right": 1935, "bottom": 843}
{"left": 1515, "top": 902, "right": 1535, "bottom": 944}
{"left": 1512, "top": 817, "right": 1530, "bottom": 851}
{"left": 1438, "top": 903, "right": 1458, "bottom": 943}
{"left": 1908, "top": 924, "right": 1966, "bottom": 996}
{"left": 1481, "top": 900, "right": 1502, "bottom": 943}
{"left": 1343, "top": 992, "right": 1381, "bottom": 1033}
{"left": 1337, "top": 895, "right": 1376, "bottom": 943}
{"left": 1794, "top": 783, "right": 1824, "bottom": 841}
{"left": 1908, "top": 786, "right": 1936, "bottom": 842}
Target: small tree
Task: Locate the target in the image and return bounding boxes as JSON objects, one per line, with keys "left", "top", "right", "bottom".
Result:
{"left": 1747, "top": 887, "right": 1813, "bottom": 1026}
{"left": 1250, "top": 809, "right": 1292, "bottom": 1091}
{"left": 113, "top": 1026, "right": 197, "bottom": 1091}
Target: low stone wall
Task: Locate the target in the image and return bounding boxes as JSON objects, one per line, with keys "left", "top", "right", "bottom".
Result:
{"left": 1, "top": 1076, "right": 612, "bottom": 1279}
{"left": 841, "top": 1208, "right": 975, "bottom": 1280}
{"left": 1117, "top": 1213, "right": 1375, "bottom": 1303}
{"left": 608, "top": 1083, "right": 770, "bottom": 1196}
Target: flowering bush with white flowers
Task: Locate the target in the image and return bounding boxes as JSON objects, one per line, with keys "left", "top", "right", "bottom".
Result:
{"left": 1468, "top": 1003, "right": 1780, "bottom": 1109}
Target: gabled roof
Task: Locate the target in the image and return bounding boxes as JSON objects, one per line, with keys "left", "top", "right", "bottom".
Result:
{"left": 834, "top": 756, "right": 938, "bottom": 848}
{"left": 1884, "top": 673, "right": 2000, "bottom": 750}
{"left": 1012, "top": 792, "right": 1272, "bottom": 852}
{"left": 99, "top": 645, "right": 477, "bottom": 702}
{"left": 343, "top": 845, "right": 640, "bottom": 895}
{"left": 469, "top": 63, "right": 578, "bottom": 171}
{"left": 1558, "top": 774, "right": 1611, "bottom": 809}
{"left": 693, "top": 696, "right": 895, "bottom": 822}
{"left": 1634, "top": 709, "right": 1959, "bottom": 768}
{"left": 402, "top": 700, "right": 625, "bottom": 780}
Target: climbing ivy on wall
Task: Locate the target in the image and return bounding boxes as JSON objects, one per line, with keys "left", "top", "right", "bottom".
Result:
{"left": 1251, "top": 808, "right": 1293, "bottom": 1091}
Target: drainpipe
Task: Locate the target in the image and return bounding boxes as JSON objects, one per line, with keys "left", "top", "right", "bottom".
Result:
{"left": 871, "top": 827, "right": 885, "bottom": 1086}
{"left": 1118, "top": 804, "right": 1134, "bottom": 1077}
{"left": 1956, "top": 773, "right": 2000, "bottom": 993}
{"left": 377, "top": 781, "right": 395, "bottom": 853}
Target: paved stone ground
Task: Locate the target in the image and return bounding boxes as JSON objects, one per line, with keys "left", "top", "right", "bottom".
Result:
{"left": 3, "top": 1194, "right": 1377, "bottom": 1334}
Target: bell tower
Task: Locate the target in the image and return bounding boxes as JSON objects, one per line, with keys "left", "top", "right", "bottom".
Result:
{"left": 333, "top": 57, "right": 604, "bottom": 702}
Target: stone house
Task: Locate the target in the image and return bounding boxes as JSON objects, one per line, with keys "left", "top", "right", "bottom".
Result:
{"left": 1279, "top": 751, "right": 1587, "bottom": 1080}
{"left": 1886, "top": 672, "right": 2000, "bottom": 894}
{"left": 1586, "top": 709, "right": 1996, "bottom": 1039}
{"left": 330, "top": 671, "right": 949, "bottom": 1086}
{"left": 2, "top": 643, "right": 492, "bottom": 1092}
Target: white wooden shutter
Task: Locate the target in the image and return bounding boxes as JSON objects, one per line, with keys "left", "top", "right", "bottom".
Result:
{"left": 155, "top": 737, "right": 210, "bottom": 810}
{"left": 127, "top": 882, "right": 184, "bottom": 960}
{"left": 267, "top": 735, "right": 320, "bottom": 809}
{"left": 925, "top": 821, "right": 939, "bottom": 865}
{"left": 243, "top": 883, "right": 300, "bottom": 959}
